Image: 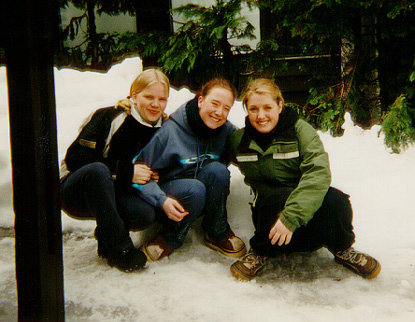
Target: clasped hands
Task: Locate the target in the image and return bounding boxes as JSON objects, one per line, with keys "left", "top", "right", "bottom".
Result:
{"left": 132, "top": 163, "right": 159, "bottom": 184}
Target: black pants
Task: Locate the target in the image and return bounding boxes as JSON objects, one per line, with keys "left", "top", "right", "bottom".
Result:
{"left": 250, "top": 187, "right": 355, "bottom": 257}
{"left": 61, "top": 162, "right": 157, "bottom": 254}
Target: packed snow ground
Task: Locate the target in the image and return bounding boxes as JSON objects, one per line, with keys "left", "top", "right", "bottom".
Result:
{"left": 1, "top": 58, "right": 414, "bottom": 321}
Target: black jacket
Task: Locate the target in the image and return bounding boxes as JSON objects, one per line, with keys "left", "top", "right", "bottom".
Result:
{"left": 61, "top": 106, "right": 163, "bottom": 184}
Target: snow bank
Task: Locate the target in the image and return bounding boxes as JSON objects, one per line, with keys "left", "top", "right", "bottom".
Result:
{"left": 1, "top": 57, "right": 414, "bottom": 322}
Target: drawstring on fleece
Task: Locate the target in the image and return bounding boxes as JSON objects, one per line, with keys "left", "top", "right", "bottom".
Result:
{"left": 194, "top": 139, "right": 210, "bottom": 179}
{"left": 194, "top": 141, "right": 200, "bottom": 179}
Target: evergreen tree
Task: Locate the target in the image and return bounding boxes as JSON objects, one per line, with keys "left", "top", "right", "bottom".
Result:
{"left": 159, "top": 0, "right": 256, "bottom": 89}
{"left": 56, "top": 0, "right": 415, "bottom": 151}
{"left": 254, "top": 0, "right": 415, "bottom": 134}
{"left": 60, "top": 0, "right": 138, "bottom": 69}
{"left": 380, "top": 1, "right": 415, "bottom": 152}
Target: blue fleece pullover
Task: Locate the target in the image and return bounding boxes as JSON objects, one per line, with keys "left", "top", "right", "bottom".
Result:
{"left": 132, "top": 99, "right": 236, "bottom": 208}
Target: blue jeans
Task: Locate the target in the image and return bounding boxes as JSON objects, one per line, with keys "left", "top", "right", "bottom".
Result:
{"left": 60, "top": 162, "right": 157, "bottom": 254}
{"left": 159, "top": 161, "right": 231, "bottom": 249}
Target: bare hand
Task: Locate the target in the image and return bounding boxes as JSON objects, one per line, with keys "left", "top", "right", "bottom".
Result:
{"left": 162, "top": 197, "right": 189, "bottom": 222}
{"left": 269, "top": 219, "right": 293, "bottom": 246}
{"left": 132, "top": 164, "right": 155, "bottom": 184}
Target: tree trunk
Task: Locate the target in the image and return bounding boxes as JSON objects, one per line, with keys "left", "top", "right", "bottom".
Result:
{"left": 259, "top": 2, "right": 277, "bottom": 41}
{"left": 359, "top": 11, "right": 381, "bottom": 126}
{"left": 136, "top": 0, "right": 172, "bottom": 33}
{"left": 340, "top": 37, "right": 356, "bottom": 100}
{"left": 220, "top": 27, "right": 233, "bottom": 80}
{"left": 86, "top": 0, "right": 98, "bottom": 68}
{"left": 135, "top": 0, "right": 172, "bottom": 68}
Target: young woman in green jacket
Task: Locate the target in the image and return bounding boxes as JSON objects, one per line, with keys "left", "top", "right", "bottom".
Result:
{"left": 229, "top": 78, "right": 381, "bottom": 281}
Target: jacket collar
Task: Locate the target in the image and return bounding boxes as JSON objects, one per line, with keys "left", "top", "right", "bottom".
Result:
{"left": 131, "top": 103, "right": 163, "bottom": 128}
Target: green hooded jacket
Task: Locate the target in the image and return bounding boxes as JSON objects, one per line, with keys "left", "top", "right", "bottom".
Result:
{"left": 229, "top": 118, "right": 331, "bottom": 232}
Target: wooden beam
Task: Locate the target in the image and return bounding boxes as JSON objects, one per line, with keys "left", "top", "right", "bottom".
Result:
{"left": 3, "top": 0, "right": 65, "bottom": 321}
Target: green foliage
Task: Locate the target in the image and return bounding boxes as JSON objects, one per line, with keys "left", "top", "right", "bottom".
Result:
{"left": 263, "top": 0, "right": 358, "bottom": 55}
{"left": 249, "top": 0, "right": 352, "bottom": 133}
{"left": 378, "top": 1, "right": 415, "bottom": 152}
{"left": 57, "top": 0, "right": 415, "bottom": 149}
{"left": 158, "top": 0, "right": 256, "bottom": 88}
{"left": 381, "top": 56, "right": 415, "bottom": 153}
{"left": 387, "top": 0, "right": 414, "bottom": 19}
{"left": 59, "top": 0, "right": 137, "bottom": 69}
{"left": 247, "top": 39, "right": 282, "bottom": 74}
{"left": 114, "top": 31, "right": 167, "bottom": 59}
{"left": 65, "top": 0, "right": 136, "bottom": 15}
{"left": 302, "top": 86, "right": 345, "bottom": 136}
{"left": 382, "top": 94, "right": 415, "bottom": 153}
{"left": 60, "top": 30, "right": 123, "bottom": 69}
{"left": 256, "top": 0, "right": 415, "bottom": 133}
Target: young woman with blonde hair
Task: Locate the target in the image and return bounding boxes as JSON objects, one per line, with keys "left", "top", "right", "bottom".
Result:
{"left": 60, "top": 68, "right": 169, "bottom": 272}
{"left": 229, "top": 78, "right": 381, "bottom": 281}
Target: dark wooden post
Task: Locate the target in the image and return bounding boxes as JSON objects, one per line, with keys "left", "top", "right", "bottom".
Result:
{"left": 135, "top": 0, "right": 173, "bottom": 67}
{"left": 2, "top": 0, "right": 65, "bottom": 321}
{"left": 259, "top": 2, "right": 277, "bottom": 41}
{"left": 136, "top": 0, "right": 172, "bottom": 34}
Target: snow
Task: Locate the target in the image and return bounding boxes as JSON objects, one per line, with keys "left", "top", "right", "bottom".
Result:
{"left": 1, "top": 57, "right": 415, "bottom": 321}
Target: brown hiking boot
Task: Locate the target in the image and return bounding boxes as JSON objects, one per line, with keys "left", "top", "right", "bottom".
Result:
{"left": 335, "top": 247, "right": 381, "bottom": 279}
{"left": 141, "top": 234, "right": 173, "bottom": 261}
{"left": 204, "top": 230, "right": 246, "bottom": 258}
{"left": 230, "top": 249, "right": 267, "bottom": 281}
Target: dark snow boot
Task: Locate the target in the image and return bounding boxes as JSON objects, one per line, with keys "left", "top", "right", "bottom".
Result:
{"left": 94, "top": 227, "right": 109, "bottom": 258}
{"left": 107, "top": 247, "right": 147, "bottom": 272}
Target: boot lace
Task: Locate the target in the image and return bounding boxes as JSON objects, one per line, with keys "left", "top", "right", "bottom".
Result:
{"left": 240, "top": 250, "right": 267, "bottom": 266}
{"left": 337, "top": 248, "right": 368, "bottom": 266}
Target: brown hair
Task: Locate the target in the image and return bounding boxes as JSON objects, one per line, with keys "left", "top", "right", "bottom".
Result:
{"left": 196, "top": 78, "right": 238, "bottom": 101}
{"left": 116, "top": 68, "right": 170, "bottom": 113}
{"left": 242, "top": 78, "right": 284, "bottom": 109}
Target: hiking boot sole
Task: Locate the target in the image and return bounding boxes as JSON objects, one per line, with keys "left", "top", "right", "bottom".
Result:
{"left": 205, "top": 240, "right": 247, "bottom": 258}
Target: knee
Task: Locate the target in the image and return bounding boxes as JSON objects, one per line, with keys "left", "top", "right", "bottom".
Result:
{"left": 200, "top": 162, "right": 230, "bottom": 185}
{"left": 184, "top": 180, "right": 206, "bottom": 203}
{"left": 83, "top": 162, "right": 112, "bottom": 183}
{"left": 323, "top": 187, "right": 353, "bottom": 220}
{"left": 177, "top": 180, "right": 206, "bottom": 215}
{"left": 326, "top": 187, "right": 352, "bottom": 209}
{"left": 87, "top": 162, "right": 111, "bottom": 175}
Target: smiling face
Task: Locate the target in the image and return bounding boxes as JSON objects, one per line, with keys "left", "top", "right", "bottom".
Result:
{"left": 131, "top": 82, "right": 168, "bottom": 123}
{"left": 198, "top": 87, "right": 234, "bottom": 129}
{"left": 246, "top": 93, "right": 284, "bottom": 134}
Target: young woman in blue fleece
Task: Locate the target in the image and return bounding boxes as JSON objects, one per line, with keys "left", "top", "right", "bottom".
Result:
{"left": 132, "top": 78, "right": 247, "bottom": 261}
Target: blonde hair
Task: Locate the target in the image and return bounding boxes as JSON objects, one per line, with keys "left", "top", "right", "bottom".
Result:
{"left": 116, "top": 68, "right": 170, "bottom": 113}
{"left": 242, "top": 78, "right": 284, "bottom": 109}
